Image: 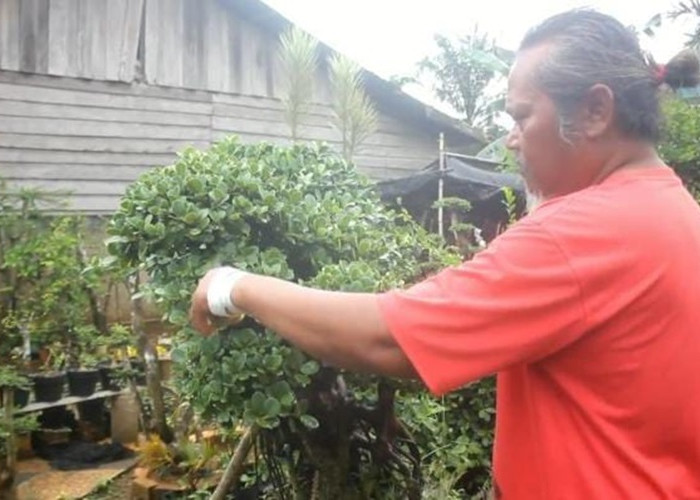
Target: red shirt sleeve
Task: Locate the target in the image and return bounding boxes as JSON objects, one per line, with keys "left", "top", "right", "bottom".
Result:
{"left": 377, "top": 219, "right": 589, "bottom": 395}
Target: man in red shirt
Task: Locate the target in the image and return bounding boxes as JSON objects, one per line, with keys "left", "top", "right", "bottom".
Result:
{"left": 190, "top": 10, "right": 700, "bottom": 498}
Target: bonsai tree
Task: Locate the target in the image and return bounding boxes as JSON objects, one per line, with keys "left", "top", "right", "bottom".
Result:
{"left": 108, "top": 138, "right": 463, "bottom": 497}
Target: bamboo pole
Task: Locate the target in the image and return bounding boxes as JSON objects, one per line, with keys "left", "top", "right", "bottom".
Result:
{"left": 438, "top": 133, "right": 446, "bottom": 238}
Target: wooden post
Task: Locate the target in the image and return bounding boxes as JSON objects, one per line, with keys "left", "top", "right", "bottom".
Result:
{"left": 2, "top": 388, "right": 17, "bottom": 497}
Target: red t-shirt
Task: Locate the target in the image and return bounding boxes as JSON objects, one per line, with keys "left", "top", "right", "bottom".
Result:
{"left": 378, "top": 166, "right": 700, "bottom": 498}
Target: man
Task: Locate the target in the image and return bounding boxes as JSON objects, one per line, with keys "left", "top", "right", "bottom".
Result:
{"left": 190, "top": 10, "right": 700, "bottom": 498}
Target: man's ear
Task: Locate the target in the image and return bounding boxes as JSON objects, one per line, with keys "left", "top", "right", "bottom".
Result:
{"left": 580, "top": 84, "right": 615, "bottom": 139}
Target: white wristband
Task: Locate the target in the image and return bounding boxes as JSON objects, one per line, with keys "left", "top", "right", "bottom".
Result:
{"left": 206, "top": 267, "right": 247, "bottom": 317}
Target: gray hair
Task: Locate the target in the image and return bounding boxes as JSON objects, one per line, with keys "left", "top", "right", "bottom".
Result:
{"left": 520, "top": 10, "right": 660, "bottom": 143}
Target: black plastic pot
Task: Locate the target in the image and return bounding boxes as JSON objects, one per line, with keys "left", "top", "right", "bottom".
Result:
{"left": 14, "top": 388, "right": 30, "bottom": 407}
{"left": 98, "top": 364, "right": 120, "bottom": 391}
{"left": 31, "top": 372, "right": 66, "bottom": 403}
{"left": 128, "top": 357, "right": 147, "bottom": 386}
{"left": 0, "top": 387, "right": 30, "bottom": 408}
{"left": 78, "top": 399, "right": 106, "bottom": 423}
{"left": 67, "top": 368, "right": 100, "bottom": 397}
{"left": 38, "top": 407, "right": 74, "bottom": 430}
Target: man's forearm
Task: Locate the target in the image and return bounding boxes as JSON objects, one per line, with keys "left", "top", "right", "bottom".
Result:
{"left": 233, "top": 273, "right": 417, "bottom": 378}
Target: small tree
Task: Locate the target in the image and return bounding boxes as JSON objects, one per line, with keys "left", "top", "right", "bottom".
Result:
{"left": 417, "top": 26, "right": 512, "bottom": 137}
{"left": 279, "top": 26, "right": 319, "bottom": 141}
{"left": 108, "top": 137, "right": 465, "bottom": 498}
{"left": 329, "top": 54, "right": 379, "bottom": 162}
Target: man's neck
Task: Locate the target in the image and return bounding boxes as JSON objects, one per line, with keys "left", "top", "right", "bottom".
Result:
{"left": 592, "top": 140, "right": 663, "bottom": 186}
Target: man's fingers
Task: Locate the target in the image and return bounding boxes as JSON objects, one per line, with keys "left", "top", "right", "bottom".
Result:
{"left": 189, "top": 292, "right": 216, "bottom": 336}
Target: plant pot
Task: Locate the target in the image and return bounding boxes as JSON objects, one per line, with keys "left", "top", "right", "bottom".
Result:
{"left": 67, "top": 368, "right": 100, "bottom": 397}
{"left": 39, "top": 407, "right": 74, "bottom": 430}
{"left": 0, "top": 387, "right": 30, "bottom": 408}
{"left": 77, "top": 399, "right": 106, "bottom": 425}
{"left": 34, "top": 427, "right": 71, "bottom": 447}
{"left": 98, "top": 364, "right": 121, "bottom": 391}
{"left": 14, "top": 388, "right": 30, "bottom": 408}
{"left": 129, "top": 358, "right": 146, "bottom": 386}
{"left": 31, "top": 372, "right": 66, "bottom": 403}
{"left": 16, "top": 432, "right": 34, "bottom": 459}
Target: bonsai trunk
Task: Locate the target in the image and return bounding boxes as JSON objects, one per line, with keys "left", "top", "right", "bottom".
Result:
{"left": 77, "top": 245, "right": 110, "bottom": 335}
{"left": 129, "top": 275, "right": 172, "bottom": 443}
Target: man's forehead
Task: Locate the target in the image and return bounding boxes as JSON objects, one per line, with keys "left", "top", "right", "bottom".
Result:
{"left": 510, "top": 44, "right": 552, "bottom": 83}
{"left": 507, "top": 44, "right": 552, "bottom": 102}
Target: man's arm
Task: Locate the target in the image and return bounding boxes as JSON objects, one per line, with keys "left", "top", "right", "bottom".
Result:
{"left": 190, "top": 270, "right": 417, "bottom": 379}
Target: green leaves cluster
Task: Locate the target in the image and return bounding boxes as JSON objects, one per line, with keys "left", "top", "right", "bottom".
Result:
{"left": 0, "top": 183, "right": 104, "bottom": 366}
{"left": 659, "top": 96, "right": 700, "bottom": 196}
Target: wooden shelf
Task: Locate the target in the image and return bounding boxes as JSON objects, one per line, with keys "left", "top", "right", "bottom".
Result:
{"left": 13, "top": 389, "right": 127, "bottom": 415}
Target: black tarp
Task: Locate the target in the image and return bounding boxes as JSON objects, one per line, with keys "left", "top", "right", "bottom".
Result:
{"left": 377, "top": 155, "right": 524, "bottom": 203}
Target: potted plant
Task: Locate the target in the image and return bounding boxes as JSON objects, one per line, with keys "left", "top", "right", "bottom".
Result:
{"left": 30, "top": 342, "right": 67, "bottom": 403}
{"left": 97, "top": 324, "right": 133, "bottom": 391}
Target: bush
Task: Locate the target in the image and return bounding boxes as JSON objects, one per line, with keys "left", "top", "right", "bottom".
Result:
{"left": 108, "top": 137, "right": 496, "bottom": 497}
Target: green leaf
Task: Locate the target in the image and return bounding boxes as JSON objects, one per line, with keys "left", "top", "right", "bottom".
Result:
{"left": 299, "top": 414, "right": 319, "bottom": 429}
{"left": 171, "top": 348, "right": 185, "bottom": 364}
{"left": 300, "top": 360, "right": 319, "bottom": 376}
{"left": 263, "top": 353, "right": 283, "bottom": 372}
{"left": 263, "top": 397, "right": 282, "bottom": 418}
{"left": 249, "top": 391, "right": 267, "bottom": 416}
{"left": 269, "top": 380, "right": 295, "bottom": 407}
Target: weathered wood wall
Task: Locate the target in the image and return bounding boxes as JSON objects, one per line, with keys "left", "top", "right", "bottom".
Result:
{"left": 0, "top": 70, "right": 445, "bottom": 212}
{"left": 0, "top": 0, "right": 476, "bottom": 213}
{"left": 0, "top": 0, "right": 143, "bottom": 81}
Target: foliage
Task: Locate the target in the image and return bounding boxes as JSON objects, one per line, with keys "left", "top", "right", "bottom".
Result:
{"left": 138, "top": 434, "right": 173, "bottom": 472}
{"left": 417, "top": 27, "right": 512, "bottom": 137}
{"left": 501, "top": 187, "right": 519, "bottom": 224}
{"left": 0, "top": 366, "right": 31, "bottom": 391}
{"left": 329, "top": 54, "right": 379, "bottom": 162}
{"left": 0, "top": 415, "right": 38, "bottom": 457}
{"left": 108, "top": 137, "right": 484, "bottom": 497}
{"left": 396, "top": 382, "right": 495, "bottom": 499}
{"left": 279, "top": 26, "right": 319, "bottom": 141}
{"left": 0, "top": 182, "right": 113, "bottom": 370}
{"left": 432, "top": 197, "right": 481, "bottom": 255}
{"left": 659, "top": 96, "right": 700, "bottom": 196}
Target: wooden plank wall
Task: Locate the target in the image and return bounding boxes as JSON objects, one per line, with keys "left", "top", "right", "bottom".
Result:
{"left": 0, "top": 70, "right": 440, "bottom": 212}
{"left": 143, "top": 0, "right": 312, "bottom": 99}
{"left": 0, "top": 0, "right": 454, "bottom": 213}
{"left": 0, "top": 0, "right": 143, "bottom": 81}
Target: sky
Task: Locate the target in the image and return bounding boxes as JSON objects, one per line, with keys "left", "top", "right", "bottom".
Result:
{"left": 261, "top": 0, "right": 695, "bottom": 116}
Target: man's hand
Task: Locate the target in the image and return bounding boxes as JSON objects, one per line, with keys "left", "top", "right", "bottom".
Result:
{"left": 189, "top": 269, "right": 218, "bottom": 336}
{"left": 190, "top": 267, "right": 248, "bottom": 336}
